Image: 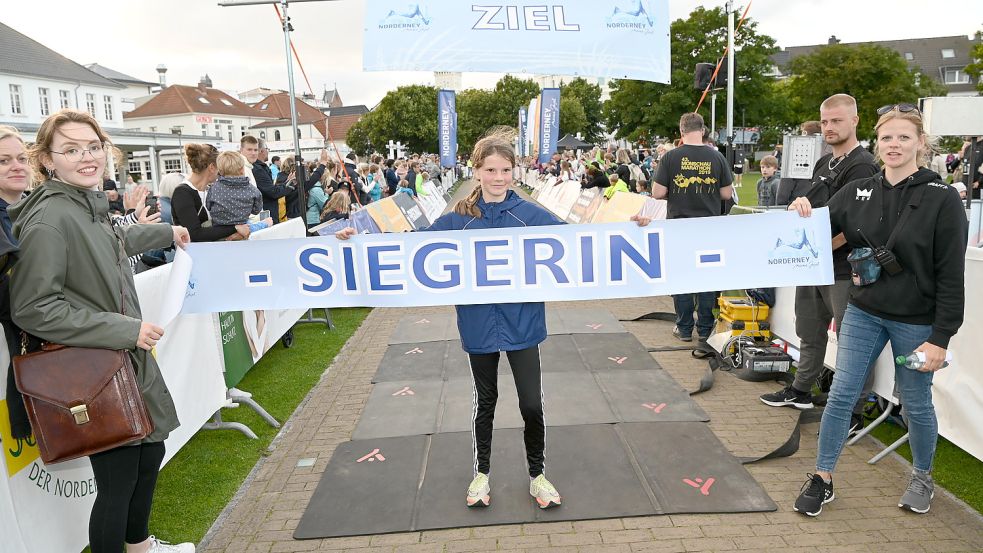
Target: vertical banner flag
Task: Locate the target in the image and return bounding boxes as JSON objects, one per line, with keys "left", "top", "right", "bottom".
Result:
{"left": 437, "top": 89, "right": 457, "bottom": 168}
{"left": 363, "top": 1, "right": 671, "bottom": 84}
{"left": 538, "top": 88, "right": 560, "bottom": 164}
{"left": 518, "top": 107, "right": 527, "bottom": 157}
{"left": 529, "top": 97, "right": 540, "bottom": 161}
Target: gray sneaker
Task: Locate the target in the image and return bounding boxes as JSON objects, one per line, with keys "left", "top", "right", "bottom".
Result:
{"left": 899, "top": 471, "right": 934, "bottom": 514}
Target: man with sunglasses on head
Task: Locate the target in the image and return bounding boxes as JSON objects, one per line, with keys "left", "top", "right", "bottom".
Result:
{"left": 760, "top": 94, "right": 879, "bottom": 431}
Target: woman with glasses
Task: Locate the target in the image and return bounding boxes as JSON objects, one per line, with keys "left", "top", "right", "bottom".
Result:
{"left": 9, "top": 109, "right": 194, "bottom": 552}
{"left": 788, "top": 103, "right": 967, "bottom": 517}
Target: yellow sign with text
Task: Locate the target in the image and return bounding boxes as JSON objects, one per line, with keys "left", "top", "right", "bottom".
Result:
{"left": 0, "top": 400, "right": 39, "bottom": 477}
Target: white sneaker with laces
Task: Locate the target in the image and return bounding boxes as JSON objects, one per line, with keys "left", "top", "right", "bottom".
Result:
{"left": 529, "top": 474, "right": 561, "bottom": 509}
{"left": 146, "top": 535, "right": 195, "bottom": 553}
{"left": 466, "top": 473, "right": 490, "bottom": 507}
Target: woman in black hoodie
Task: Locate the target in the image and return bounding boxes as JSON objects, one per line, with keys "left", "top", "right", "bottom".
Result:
{"left": 788, "top": 104, "right": 967, "bottom": 518}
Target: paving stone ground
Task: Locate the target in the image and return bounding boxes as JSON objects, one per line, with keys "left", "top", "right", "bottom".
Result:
{"left": 198, "top": 298, "right": 983, "bottom": 553}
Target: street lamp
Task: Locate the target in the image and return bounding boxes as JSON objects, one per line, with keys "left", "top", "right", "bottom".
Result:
{"left": 171, "top": 125, "right": 185, "bottom": 174}
{"left": 218, "top": 0, "right": 342, "bottom": 216}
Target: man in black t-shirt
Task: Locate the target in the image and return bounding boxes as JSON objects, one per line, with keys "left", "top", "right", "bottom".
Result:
{"left": 760, "top": 94, "right": 879, "bottom": 422}
{"left": 653, "top": 112, "right": 734, "bottom": 341}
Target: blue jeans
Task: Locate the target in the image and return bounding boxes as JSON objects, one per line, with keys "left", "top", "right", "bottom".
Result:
{"left": 816, "top": 304, "right": 937, "bottom": 473}
{"left": 673, "top": 292, "right": 716, "bottom": 338}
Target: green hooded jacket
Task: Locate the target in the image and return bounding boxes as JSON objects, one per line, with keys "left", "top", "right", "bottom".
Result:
{"left": 8, "top": 179, "right": 179, "bottom": 443}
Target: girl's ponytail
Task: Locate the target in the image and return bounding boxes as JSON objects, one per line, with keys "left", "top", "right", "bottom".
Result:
{"left": 453, "top": 184, "right": 483, "bottom": 217}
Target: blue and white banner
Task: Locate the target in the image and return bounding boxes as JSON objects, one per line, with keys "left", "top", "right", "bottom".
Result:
{"left": 538, "top": 88, "right": 560, "bottom": 165}
{"left": 437, "top": 89, "right": 457, "bottom": 168}
{"left": 518, "top": 107, "right": 528, "bottom": 157}
{"left": 176, "top": 210, "right": 834, "bottom": 313}
{"left": 363, "top": 1, "right": 671, "bottom": 83}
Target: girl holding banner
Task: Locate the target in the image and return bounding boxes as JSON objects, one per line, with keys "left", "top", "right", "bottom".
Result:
{"left": 338, "top": 132, "right": 651, "bottom": 510}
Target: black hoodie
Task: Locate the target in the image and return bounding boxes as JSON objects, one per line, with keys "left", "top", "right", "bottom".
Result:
{"left": 827, "top": 168, "right": 967, "bottom": 348}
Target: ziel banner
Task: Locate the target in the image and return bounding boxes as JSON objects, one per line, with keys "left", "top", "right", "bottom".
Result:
{"left": 538, "top": 88, "right": 560, "bottom": 164}
{"left": 363, "top": 0, "right": 670, "bottom": 83}
{"left": 437, "top": 89, "right": 457, "bottom": 168}
{"left": 179, "top": 210, "right": 834, "bottom": 313}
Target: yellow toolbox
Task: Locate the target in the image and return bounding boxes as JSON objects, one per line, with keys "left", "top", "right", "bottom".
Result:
{"left": 715, "top": 316, "right": 772, "bottom": 340}
{"left": 718, "top": 296, "right": 770, "bottom": 321}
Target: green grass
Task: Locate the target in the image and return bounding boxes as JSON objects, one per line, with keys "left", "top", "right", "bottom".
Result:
{"left": 145, "top": 308, "right": 369, "bottom": 546}
{"left": 733, "top": 171, "right": 762, "bottom": 207}
{"left": 868, "top": 418, "right": 983, "bottom": 513}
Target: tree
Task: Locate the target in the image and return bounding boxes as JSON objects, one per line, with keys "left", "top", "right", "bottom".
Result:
{"left": 490, "top": 75, "right": 541, "bottom": 127}
{"left": 783, "top": 43, "right": 947, "bottom": 141}
{"left": 561, "top": 78, "right": 604, "bottom": 143}
{"left": 964, "top": 31, "right": 983, "bottom": 95}
{"left": 357, "top": 85, "right": 438, "bottom": 154}
{"left": 457, "top": 88, "right": 497, "bottom": 154}
{"left": 345, "top": 117, "right": 374, "bottom": 157}
{"left": 559, "top": 96, "right": 587, "bottom": 140}
{"left": 603, "top": 6, "right": 780, "bottom": 142}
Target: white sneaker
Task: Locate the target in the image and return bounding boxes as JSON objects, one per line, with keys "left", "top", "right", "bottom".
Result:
{"left": 466, "top": 472, "right": 490, "bottom": 507}
{"left": 529, "top": 474, "right": 561, "bottom": 509}
{"left": 147, "top": 535, "right": 195, "bottom": 553}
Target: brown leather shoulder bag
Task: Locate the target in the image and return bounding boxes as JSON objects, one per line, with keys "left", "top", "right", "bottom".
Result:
{"left": 13, "top": 343, "right": 153, "bottom": 464}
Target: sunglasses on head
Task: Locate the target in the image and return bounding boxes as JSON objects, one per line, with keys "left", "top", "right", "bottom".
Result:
{"left": 876, "top": 103, "right": 919, "bottom": 116}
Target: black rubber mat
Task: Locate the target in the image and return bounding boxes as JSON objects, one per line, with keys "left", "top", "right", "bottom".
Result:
{"left": 293, "top": 435, "right": 429, "bottom": 539}
{"left": 439, "top": 335, "right": 591, "bottom": 381}
{"left": 389, "top": 313, "right": 458, "bottom": 344}
{"left": 574, "top": 333, "right": 661, "bottom": 371}
{"left": 387, "top": 309, "right": 627, "bottom": 346}
{"left": 552, "top": 309, "right": 626, "bottom": 334}
{"left": 621, "top": 422, "right": 778, "bottom": 514}
{"left": 352, "top": 380, "right": 444, "bottom": 440}
{"left": 594, "top": 370, "right": 710, "bottom": 423}
{"left": 295, "top": 423, "right": 775, "bottom": 538}
{"left": 372, "top": 341, "right": 448, "bottom": 383}
{"left": 415, "top": 429, "right": 536, "bottom": 529}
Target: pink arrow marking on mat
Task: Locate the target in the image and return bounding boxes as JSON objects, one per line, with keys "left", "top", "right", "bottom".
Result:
{"left": 356, "top": 449, "right": 386, "bottom": 463}
{"left": 608, "top": 356, "right": 627, "bottom": 364}
{"left": 414, "top": 318, "right": 430, "bottom": 324}
{"left": 683, "top": 477, "right": 716, "bottom": 496}
{"left": 586, "top": 323, "right": 603, "bottom": 330}
{"left": 404, "top": 347, "right": 423, "bottom": 355}
{"left": 642, "top": 402, "right": 666, "bottom": 413}
{"left": 392, "top": 387, "right": 415, "bottom": 397}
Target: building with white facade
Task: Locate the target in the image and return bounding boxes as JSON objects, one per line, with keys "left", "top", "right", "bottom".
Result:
{"left": 85, "top": 63, "right": 159, "bottom": 113}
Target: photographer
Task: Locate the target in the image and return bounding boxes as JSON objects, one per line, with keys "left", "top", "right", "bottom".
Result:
{"left": 789, "top": 104, "right": 967, "bottom": 518}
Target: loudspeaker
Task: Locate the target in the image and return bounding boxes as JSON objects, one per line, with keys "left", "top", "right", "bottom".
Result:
{"left": 694, "top": 63, "right": 715, "bottom": 91}
{"left": 715, "top": 55, "right": 728, "bottom": 88}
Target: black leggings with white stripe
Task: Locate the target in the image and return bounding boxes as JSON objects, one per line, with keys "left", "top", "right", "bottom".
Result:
{"left": 468, "top": 345, "right": 545, "bottom": 478}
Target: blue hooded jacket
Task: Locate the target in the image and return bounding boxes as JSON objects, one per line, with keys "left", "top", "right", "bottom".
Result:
{"left": 424, "top": 189, "right": 564, "bottom": 354}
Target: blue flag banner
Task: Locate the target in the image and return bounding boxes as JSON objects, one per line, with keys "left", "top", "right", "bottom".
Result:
{"left": 437, "top": 89, "right": 457, "bottom": 168}
{"left": 538, "top": 88, "right": 560, "bottom": 165}
{"left": 178, "top": 210, "right": 834, "bottom": 313}
{"left": 518, "top": 107, "right": 527, "bottom": 157}
{"left": 363, "top": 0, "right": 671, "bottom": 83}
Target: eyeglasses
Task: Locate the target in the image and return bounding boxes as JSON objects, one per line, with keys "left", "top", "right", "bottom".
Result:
{"left": 49, "top": 143, "right": 106, "bottom": 163}
{"left": 876, "top": 103, "right": 920, "bottom": 116}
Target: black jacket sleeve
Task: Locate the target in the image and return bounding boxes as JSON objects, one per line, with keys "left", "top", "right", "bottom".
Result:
{"left": 928, "top": 190, "right": 968, "bottom": 348}
{"left": 257, "top": 164, "right": 292, "bottom": 200}
{"left": 171, "top": 185, "right": 238, "bottom": 242}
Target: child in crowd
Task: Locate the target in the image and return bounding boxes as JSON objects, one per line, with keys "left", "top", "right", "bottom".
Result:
{"left": 206, "top": 151, "right": 272, "bottom": 232}
{"left": 636, "top": 180, "right": 651, "bottom": 196}
{"left": 319, "top": 190, "right": 351, "bottom": 223}
{"left": 604, "top": 173, "right": 630, "bottom": 199}
{"left": 396, "top": 178, "right": 415, "bottom": 196}
{"left": 756, "top": 155, "right": 780, "bottom": 207}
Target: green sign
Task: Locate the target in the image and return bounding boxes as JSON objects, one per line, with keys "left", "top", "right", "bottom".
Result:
{"left": 219, "top": 311, "right": 255, "bottom": 388}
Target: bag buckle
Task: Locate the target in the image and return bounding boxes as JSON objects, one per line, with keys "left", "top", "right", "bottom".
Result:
{"left": 70, "top": 405, "right": 90, "bottom": 425}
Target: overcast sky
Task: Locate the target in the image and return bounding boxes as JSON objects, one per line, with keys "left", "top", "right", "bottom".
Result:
{"left": 3, "top": 1, "right": 979, "bottom": 108}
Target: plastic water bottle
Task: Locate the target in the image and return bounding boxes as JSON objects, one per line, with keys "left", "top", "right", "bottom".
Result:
{"left": 896, "top": 351, "right": 952, "bottom": 370}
